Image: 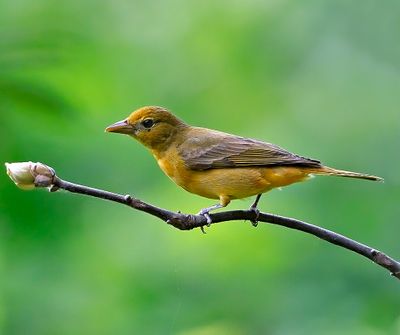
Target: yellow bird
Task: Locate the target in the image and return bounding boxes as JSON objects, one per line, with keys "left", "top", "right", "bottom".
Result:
{"left": 106, "top": 106, "right": 382, "bottom": 224}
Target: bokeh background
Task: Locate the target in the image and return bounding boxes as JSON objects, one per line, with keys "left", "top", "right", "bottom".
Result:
{"left": 1, "top": 0, "right": 399, "bottom": 334}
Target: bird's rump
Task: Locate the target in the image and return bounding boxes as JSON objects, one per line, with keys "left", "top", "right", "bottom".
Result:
{"left": 178, "top": 129, "right": 321, "bottom": 171}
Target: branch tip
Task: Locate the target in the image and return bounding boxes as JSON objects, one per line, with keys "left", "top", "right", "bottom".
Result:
{"left": 5, "top": 161, "right": 56, "bottom": 190}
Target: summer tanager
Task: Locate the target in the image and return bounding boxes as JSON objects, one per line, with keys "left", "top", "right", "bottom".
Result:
{"left": 106, "top": 106, "right": 382, "bottom": 223}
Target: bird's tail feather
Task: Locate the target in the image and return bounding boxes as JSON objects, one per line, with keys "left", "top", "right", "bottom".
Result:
{"left": 309, "top": 166, "right": 383, "bottom": 182}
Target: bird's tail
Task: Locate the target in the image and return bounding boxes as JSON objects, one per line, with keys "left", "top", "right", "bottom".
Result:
{"left": 308, "top": 166, "right": 383, "bottom": 182}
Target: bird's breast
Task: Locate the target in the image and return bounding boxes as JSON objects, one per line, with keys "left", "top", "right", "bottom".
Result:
{"left": 157, "top": 157, "right": 179, "bottom": 180}
{"left": 153, "top": 149, "right": 190, "bottom": 187}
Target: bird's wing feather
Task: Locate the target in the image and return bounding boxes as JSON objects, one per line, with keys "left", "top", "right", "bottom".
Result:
{"left": 179, "top": 129, "right": 321, "bottom": 170}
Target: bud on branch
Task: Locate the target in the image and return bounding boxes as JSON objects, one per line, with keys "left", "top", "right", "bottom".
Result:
{"left": 5, "top": 162, "right": 56, "bottom": 190}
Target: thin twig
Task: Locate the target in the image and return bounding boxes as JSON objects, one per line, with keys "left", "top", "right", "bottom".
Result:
{"left": 51, "top": 176, "right": 400, "bottom": 280}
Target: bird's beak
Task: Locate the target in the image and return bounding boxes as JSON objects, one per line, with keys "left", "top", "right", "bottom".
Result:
{"left": 105, "top": 119, "right": 134, "bottom": 134}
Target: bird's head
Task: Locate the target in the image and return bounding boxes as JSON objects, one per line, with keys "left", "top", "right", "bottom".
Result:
{"left": 105, "top": 106, "right": 187, "bottom": 151}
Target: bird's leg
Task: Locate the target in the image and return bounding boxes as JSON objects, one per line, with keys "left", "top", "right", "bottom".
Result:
{"left": 197, "top": 196, "right": 230, "bottom": 230}
{"left": 250, "top": 194, "right": 262, "bottom": 209}
{"left": 249, "top": 194, "right": 262, "bottom": 227}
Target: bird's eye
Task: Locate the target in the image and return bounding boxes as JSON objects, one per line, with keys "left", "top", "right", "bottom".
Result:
{"left": 142, "top": 119, "right": 154, "bottom": 129}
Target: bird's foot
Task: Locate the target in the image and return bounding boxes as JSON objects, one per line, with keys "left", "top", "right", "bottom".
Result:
{"left": 196, "top": 203, "right": 224, "bottom": 228}
{"left": 248, "top": 194, "right": 262, "bottom": 227}
{"left": 197, "top": 208, "right": 212, "bottom": 226}
{"left": 249, "top": 206, "right": 260, "bottom": 227}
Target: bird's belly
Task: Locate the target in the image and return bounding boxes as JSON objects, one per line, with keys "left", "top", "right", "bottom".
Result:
{"left": 185, "top": 168, "right": 269, "bottom": 199}
{"left": 157, "top": 154, "right": 309, "bottom": 200}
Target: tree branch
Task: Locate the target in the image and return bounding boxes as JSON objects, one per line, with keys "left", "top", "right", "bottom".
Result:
{"left": 5, "top": 161, "right": 400, "bottom": 280}
{"left": 50, "top": 176, "right": 400, "bottom": 281}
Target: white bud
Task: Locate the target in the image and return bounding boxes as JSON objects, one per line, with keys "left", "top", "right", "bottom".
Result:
{"left": 5, "top": 162, "right": 35, "bottom": 190}
{"left": 5, "top": 162, "right": 56, "bottom": 190}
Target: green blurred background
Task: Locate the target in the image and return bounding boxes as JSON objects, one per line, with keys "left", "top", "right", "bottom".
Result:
{"left": 1, "top": 0, "right": 399, "bottom": 334}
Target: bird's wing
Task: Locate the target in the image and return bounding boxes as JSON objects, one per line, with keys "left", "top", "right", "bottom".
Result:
{"left": 179, "top": 129, "right": 321, "bottom": 171}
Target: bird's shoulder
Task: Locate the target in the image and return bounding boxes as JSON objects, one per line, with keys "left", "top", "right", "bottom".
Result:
{"left": 178, "top": 127, "right": 232, "bottom": 147}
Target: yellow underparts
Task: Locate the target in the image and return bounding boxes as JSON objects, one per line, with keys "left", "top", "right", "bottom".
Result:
{"left": 156, "top": 153, "right": 310, "bottom": 207}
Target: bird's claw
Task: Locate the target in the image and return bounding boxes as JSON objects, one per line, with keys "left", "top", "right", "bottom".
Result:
{"left": 197, "top": 209, "right": 212, "bottom": 226}
{"left": 249, "top": 206, "right": 260, "bottom": 227}
{"left": 204, "top": 213, "right": 212, "bottom": 226}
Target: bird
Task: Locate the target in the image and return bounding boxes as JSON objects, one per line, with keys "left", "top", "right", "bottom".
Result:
{"left": 106, "top": 106, "right": 383, "bottom": 225}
